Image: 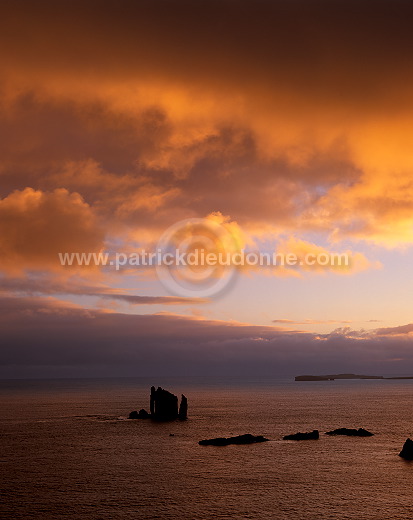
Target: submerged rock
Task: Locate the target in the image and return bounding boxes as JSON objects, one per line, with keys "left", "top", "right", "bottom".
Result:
{"left": 399, "top": 438, "right": 413, "bottom": 460}
{"left": 325, "top": 427, "right": 374, "bottom": 437}
{"left": 199, "top": 434, "right": 269, "bottom": 446}
{"left": 283, "top": 430, "right": 319, "bottom": 441}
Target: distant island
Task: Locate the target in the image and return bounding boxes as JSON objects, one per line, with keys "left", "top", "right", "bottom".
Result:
{"left": 295, "top": 373, "right": 413, "bottom": 381}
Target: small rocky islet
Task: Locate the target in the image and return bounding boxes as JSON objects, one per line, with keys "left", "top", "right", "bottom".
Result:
{"left": 283, "top": 430, "right": 319, "bottom": 440}
{"left": 325, "top": 427, "right": 374, "bottom": 437}
{"left": 282, "top": 427, "right": 374, "bottom": 440}
{"left": 128, "top": 387, "right": 411, "bottom": 459}
{"left": 199, "top": 434, "right": 269, "bottom": 446}
{"left": 399, "top": 438, "right": 413, "bottom": 460}
{"left": 128, "top": 386, "right": 187, "bottom": 421}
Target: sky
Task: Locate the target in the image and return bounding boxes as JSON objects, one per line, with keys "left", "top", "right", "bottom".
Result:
{"left": 1, "top": 0, "right": 413, "bottom": 378}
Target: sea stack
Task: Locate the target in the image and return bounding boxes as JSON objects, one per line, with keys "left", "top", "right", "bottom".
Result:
{"left": 150, "top": 386, "right": 178, "bottom": 421}
{"left": 399, "top": 438, "right": 413, "bottom": 460}
{"left": 129, "top": 386, "right": 188, "bottom": 421}
{"left": 178, "top": 394, "right": 188, "bottom": 420}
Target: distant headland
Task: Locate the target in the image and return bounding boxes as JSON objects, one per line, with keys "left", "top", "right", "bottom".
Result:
{"left": 295, "top": 373, "right": 413, "bottom": 381}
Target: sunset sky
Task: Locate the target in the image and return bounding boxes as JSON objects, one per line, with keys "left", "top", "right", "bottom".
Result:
{"left": 1, "top": 0, "right": 413, "bottom": 378}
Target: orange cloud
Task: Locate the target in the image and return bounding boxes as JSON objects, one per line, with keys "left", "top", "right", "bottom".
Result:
{"left": 0, "top": 188, "right": 104, "bottom": 273}
{"left": 0, "top": 0, "right": 412, "bottom": 295}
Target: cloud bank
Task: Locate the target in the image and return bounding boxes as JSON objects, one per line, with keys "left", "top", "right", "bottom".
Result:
{"left": 2, "top": 296, "right": 412, "bottom": 378}
{"left": 1, "top": 1, "right": 412, "bottom": 377}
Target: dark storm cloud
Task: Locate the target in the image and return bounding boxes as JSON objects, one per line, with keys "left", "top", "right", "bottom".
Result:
{"left": 0, "top": 92, "right": 171, "bottom": 195}
{"left": 0, "top": 90, "right": 361, "bottom": 242}
{"left": 2, "top": 0, "right": 413, "bottom": 105}
{"left": 1, "top": 296, "right": 412, "bottom": 378}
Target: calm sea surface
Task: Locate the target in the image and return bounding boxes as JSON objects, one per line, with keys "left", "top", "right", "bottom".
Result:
{"left": 1, "top": 377, "right": 412, "bottom": 519}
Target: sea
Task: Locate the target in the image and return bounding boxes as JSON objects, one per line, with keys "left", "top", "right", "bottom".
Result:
{"left": 1, "top": 377, "right": 412, "bottom": 520}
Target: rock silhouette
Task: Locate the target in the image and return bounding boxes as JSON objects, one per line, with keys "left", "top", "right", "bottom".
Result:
{"left": 129, "top": 386, "right": 188, "bottom": 421}
{"left": 178, "top": 394, "right": 188, "bottom": 420}
{"left": 199, "top": 434, "right": 269, "bottom": 446}
{"left": 325, "top": 428, "right": 374, "bottom": 437}
{"left": 150, "top": 386, "right": 178, "bottom": 421}
{"left": 128, "top": 409, "right": 150, "bottom": 419}
{"left": 399, "top": 438, "right": 413, "bottom": 460}
{"left": 283, "top": 430, "right": 319, "bottom": 440}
